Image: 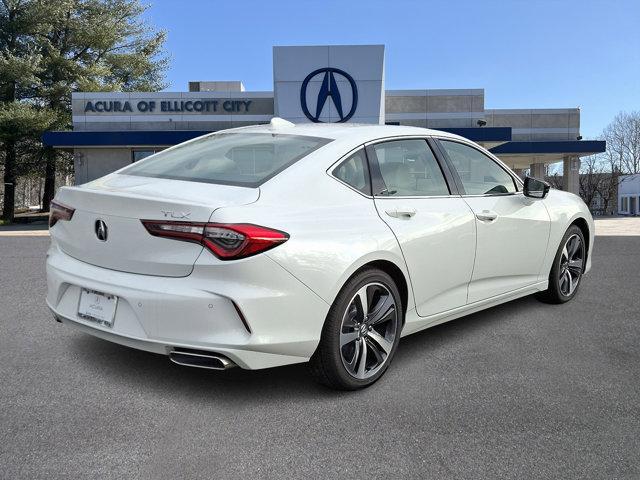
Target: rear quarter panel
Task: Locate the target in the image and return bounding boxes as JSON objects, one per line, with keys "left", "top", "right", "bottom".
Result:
{"left": 209, "top": 146, "right": 414, "bottom": 310}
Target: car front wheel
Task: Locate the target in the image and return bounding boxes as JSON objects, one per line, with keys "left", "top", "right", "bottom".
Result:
{"left": 538, "top": 224, "right": 586, "bottom": 304}
{"left": 310, "top": 268, "right": 403, "bottom": 390}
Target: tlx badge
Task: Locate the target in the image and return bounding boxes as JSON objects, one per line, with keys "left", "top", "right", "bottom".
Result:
{"left": 161, "top": 210, "right": 191, "bottom": 219}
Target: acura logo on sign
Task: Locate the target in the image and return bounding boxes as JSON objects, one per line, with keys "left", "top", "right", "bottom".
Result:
{"left": 300, "top": 67, "right": 358, "bottom": 123}
{"left": 95, "top": 220, "right": 108, "bottom": 242}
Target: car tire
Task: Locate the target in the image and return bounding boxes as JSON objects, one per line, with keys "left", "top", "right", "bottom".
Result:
{"left": 309, "top": 268, "right": 403, "bottom": 390}
{"left": 537, "top": 224, "right": 586, "bottom": 304}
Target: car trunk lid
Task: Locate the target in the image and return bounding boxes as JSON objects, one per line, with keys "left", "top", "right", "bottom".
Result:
{"left": 50, "top": 174, "right": 259, "bottom": 277}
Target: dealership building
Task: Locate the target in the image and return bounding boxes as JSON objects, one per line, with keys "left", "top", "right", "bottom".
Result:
{"left": 619, "top": 174, "right": 640, "bottom": 215}
{"left": 43, "top": 45, "right": 605, "bottom": 194}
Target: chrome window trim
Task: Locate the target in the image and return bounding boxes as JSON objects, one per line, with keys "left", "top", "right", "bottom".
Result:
{"left": 327, "top": 134, "right": 525, "bottom": 200}
{"left": 372, "top": 194, "right": 458, "bottom": 200}
{"left": 459, "top": 192, "right": 522, "bottom": 198}
{"left": 364, "top": 134, "right": 435, "bottom": 147}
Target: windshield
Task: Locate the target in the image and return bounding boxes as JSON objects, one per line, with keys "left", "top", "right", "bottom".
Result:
{"left": 121, "top": 132, "right": 332, "bottom": 187}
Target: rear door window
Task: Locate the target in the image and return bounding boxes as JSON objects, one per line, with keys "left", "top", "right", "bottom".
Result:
{"left": 371, "top": 139, "right": 450, "bottom": 197}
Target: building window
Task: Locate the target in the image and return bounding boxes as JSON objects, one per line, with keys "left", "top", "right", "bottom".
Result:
{"left": 620, "top": 196, "right": 628, "bottom": 213}
{"left": 132, "top": 150, "right": 161, "bottom": 163}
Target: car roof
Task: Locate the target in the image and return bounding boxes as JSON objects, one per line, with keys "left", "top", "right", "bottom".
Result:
{"left": 221, "top": 119, "right": 467, "bottom": 145}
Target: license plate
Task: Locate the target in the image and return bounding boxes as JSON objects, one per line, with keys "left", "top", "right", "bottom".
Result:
{"left": 77, "top": 289, "right": 118, "bottom": 327}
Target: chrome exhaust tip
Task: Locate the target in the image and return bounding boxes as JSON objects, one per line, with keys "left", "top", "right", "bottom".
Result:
{"left": 169, "top": 348, "right": 235, "bottom": 370}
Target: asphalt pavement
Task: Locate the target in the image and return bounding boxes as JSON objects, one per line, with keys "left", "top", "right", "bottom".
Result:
{"left": 0, "top": 236, "right": 638, "bottom": 479}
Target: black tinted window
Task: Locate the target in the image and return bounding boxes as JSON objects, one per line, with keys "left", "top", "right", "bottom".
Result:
{"left": 122, "top": 133, "right": 331, "bottom": 187}
{"left": 333, "top": 149, "right": 370, "bottom": 195}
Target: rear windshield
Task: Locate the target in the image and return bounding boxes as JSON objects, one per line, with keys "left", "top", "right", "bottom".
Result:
{"left": 121, "top": 132, "right": 332, "bottom": 187}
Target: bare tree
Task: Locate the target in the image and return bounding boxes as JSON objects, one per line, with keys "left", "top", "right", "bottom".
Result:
{"left": 598, "top": 168, "right": 620, "bottom": 214}
{"left": 603, "top": 111, "right": 640, "bottom": 174}
{"left": 579, "top": 154, "right": 606, "bottom": 209}
{"left": 545, "top": 168, "right": 563, "bottom": 190}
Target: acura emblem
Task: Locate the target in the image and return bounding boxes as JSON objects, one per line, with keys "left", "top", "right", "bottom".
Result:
{"left": 300, "top": 67, "right": 358, "bottom": 123}
{"left": 95, "top": 220, "right": 108, "bottom": 241}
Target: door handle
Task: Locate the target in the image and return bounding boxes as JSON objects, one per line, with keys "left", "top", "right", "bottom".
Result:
{"left": 385, "top": 208, "right": 416, "bottom": 219}
{"left": 475, "top": 210, "right": 498, "bottom": 222}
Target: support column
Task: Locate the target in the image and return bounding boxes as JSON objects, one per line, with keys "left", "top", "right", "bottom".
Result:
{"left": 513, "top": 168, "right": 525, "bottom": 180}
{"left": 529, "top": 162, "right": 545, "bottom": 179}
{"left": 563, "top": 156, "right": 581, "bottom": 195}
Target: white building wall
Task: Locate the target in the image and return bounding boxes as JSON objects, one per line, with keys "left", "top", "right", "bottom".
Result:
{"left": 74, "top": 148, "right": 131, "bottom": 185}
{"left": 385, "top": 89, "right": 484, "bottom": 128}
{"left": 485, "top": 108, "right": 580, "bottom": 141}
{"left": 618, "top": 174, "right": 640, "bottom": 214}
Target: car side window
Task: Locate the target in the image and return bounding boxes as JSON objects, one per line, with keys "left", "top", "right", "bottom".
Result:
{"left": 332, "top": 149, "right": 370, "bottom": 195}
{"left": 439, "top": 140, "right": 517, "bottom": 195}
{"left": 372, "top": 139, "right": 449, "bottom": 197}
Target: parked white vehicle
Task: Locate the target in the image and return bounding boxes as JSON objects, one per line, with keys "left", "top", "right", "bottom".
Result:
{"left": 46, "top": 120, "right": 594, "bottom": 389}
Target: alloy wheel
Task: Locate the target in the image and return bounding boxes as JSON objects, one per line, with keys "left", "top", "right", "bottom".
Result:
{"left": 339, "top": 282, "right": 398, "bottom": 379}
{"left": 558, "top": 233, "right": 584, "bottom": 296}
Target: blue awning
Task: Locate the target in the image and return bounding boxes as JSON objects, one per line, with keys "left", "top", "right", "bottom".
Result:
{"left": 42, "top": 127, "right": 513, "bottom": 148}
{"left": 490, "top": 140, "right": 606, "bottom": 155}
{"left": 44, "top": 129, "right": 604, "bottom": 157}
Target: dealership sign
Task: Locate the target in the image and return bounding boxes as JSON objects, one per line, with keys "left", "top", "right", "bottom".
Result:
{"left": 83, "top": 99, "right": 253, "bottom": 114}
{"left": 273, "top": 45, "right": 385, "bottom": 124}
{"left": 300, "top": 68, "right": 358, "bottom": 123}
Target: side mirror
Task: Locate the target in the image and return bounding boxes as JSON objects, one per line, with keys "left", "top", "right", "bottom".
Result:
{"left": 523, "top": 176, "right": 550, "bottom": 199}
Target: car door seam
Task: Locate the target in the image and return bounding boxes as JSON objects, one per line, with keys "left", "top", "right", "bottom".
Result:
{"left": 537, "top": 200, "right": 553, "bottom": 280}
{"left": 460, "top": 197, "right": 478, "bottom": 304}
{"left": 371, "top": 198, "right": 419, "bottom": 313}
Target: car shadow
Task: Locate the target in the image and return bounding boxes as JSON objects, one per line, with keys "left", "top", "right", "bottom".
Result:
{"left": 68, "top": 294, "right": 544, "bottom": 402}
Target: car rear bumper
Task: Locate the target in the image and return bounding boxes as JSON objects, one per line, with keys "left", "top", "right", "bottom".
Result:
{"left": 46, "top": 243, "right": 329, "bottom": 370}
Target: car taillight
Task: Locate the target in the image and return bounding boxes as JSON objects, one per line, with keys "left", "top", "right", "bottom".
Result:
{"left": 141, "top": 221, "right": 289, "bottom": 260}
{"left": 49, "top": 200, "right": 75, "bottom": 228}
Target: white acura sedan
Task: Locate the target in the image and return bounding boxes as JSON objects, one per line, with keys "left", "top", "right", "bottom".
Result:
{"left": 46, "top": 120, "right": 593, "bottom": 389}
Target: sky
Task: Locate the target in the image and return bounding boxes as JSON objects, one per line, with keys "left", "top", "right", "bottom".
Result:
{"left": 144, "top": 0, "right": 640, "bottom": 139}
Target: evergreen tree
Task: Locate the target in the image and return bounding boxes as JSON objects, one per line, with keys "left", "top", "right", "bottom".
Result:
{"left": 0, "top": 0, "right": 50, "bottom": 221}
{"left": 0, "top": 0, "right": 167, "bottom": 221}
{"left": 37, "top": 0, "right": 167, "bottom": 211}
